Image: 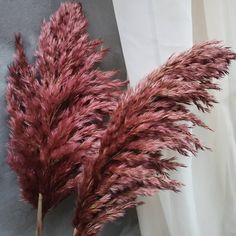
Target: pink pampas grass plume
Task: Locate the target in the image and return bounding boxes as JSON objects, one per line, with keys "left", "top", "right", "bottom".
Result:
{"left": 6, "top": 2, "right": 125, "bottom": 225}
{"left": 72, "top": 41, "right": 236, "bottom": 236}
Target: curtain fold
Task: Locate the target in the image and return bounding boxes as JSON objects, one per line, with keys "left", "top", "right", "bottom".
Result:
{"left": 192, "top": 1, "right": 236, "bottom": 235}
{"left": 113, "top": 0, "right": 236, "bottom": 235}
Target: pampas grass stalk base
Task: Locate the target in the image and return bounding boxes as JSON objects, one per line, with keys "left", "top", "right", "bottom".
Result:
{"left": 36, "top": 193, "right": 43, "bottom": 236}
{"left": 73, "top": 228, "right": 78, "bottom": 236}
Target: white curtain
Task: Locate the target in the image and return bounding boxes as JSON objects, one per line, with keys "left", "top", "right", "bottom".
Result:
{"left": 192, "top": 1, "right": 236, "bottom": 235}
{"left": 112, "top": 0, "right": 236, "bottom": 235}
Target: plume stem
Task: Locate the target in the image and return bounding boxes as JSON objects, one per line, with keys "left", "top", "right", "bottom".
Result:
{"left": 36, "top": 193, "right": 43, "bottom": 236}
{"left": 73, "top": 228, "right": 78, "bottom": 236}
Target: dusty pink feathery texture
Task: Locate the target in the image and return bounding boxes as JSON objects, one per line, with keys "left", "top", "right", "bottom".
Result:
{"left": 73, "top": 41, "right": 236, "bottom": 236}
{"left": 6, "top": 2, "right": 125, "bottom": 215}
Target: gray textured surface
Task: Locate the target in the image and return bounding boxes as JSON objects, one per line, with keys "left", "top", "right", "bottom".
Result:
{"left": 0, "top": 1, "right": 140, "bottom": 235}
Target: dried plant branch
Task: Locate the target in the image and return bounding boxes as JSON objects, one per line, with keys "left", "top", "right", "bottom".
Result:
{"left": 36, "top": 193, "right": 43, "bottom": 236}
{"left": 72, "top": 42, "right": 236, "bottom": 236}
{"left": 6, "top": 2, "right": 125, "bottom": 220}
{"left": 73, "top": 228, "right": 78, "bottom": 236}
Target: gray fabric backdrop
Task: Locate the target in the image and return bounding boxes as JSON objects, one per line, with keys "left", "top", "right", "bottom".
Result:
{"left": 0, "top": 0, "right": 140, "bottom": 235}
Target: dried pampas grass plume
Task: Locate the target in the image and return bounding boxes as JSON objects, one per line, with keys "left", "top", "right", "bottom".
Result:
{"left": 72, "top": 41, "right": 236, "bottom": 236}
{"left": 6, "top": 2, "right": 125, "bottom": 230}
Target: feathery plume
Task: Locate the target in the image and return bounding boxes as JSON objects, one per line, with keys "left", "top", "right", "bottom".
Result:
{"left": 6, "top": 2, "right": 125, "bottom": 218}
{"left": 73, "top": 42, "right": 236, "bottom": 236}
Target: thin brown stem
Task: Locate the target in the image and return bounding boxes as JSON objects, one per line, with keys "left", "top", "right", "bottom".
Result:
{"left": 73, "top": 228, "right": 78, "bottom": 236}
{"left": 36, "top": 193, "right": 43, "bottom": 236}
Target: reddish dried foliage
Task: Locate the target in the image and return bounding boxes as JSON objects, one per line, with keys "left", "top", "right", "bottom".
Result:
{"left": 6, "top": 3, "right": 125, "bottom": 215}
{"left": 73, "top": 42, "right": 236, "bottom": 235}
